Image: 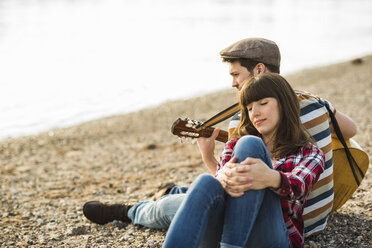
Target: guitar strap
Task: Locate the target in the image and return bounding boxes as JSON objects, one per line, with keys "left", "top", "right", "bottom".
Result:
{"left": 320, "top": 99, "right": 365, "bottom": 185}
{"left": 195, "top": 103, "right": 240, "bottom": 131}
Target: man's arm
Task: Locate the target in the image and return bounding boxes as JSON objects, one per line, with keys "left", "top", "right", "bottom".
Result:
{"left": 332, "top": 111, "right": 357, "bottom": 139}
{"left": 196, "top": 128, "right": 221, "bottom": 175}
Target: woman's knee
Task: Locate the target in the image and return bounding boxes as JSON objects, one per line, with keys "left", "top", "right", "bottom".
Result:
{"left": 193, "top": 173, "right": 220, "bottom": 188}
{"left": 236, "top": 135, "right": 264, "bottom": 149}
{"left": 233, "top": 136, "right": 267, "bottom": 162}
{"left": 189, "top": 173, "right": 224, "bottom": 197}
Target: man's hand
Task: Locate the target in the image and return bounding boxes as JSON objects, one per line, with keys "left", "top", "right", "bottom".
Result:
{"left": 196, "top": 128, "right": 220, "bottom": 174}
{"left": 219, "top": 157, "right": 281, "bottom": 197}
{"left": 197, "top": 128, "right": 220, "bottom": 156}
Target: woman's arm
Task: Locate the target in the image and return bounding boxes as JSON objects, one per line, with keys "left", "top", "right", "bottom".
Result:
{"left": 271, "top": 145, "right": 324, "bottom": 201}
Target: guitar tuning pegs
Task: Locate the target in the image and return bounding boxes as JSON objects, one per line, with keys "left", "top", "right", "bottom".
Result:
{"left": 180, "top": 131, "right": 199, "bottom": 138}
{"left": 193, "top": 120, "right": 203, "bottom": 128}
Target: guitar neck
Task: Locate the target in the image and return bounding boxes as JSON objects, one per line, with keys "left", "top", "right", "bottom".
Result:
{"left": 199, "top": 127, "right": 229, "bottom": 143}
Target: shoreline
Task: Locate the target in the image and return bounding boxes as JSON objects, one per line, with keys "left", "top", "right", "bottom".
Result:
{"left": 1, "top": 55, "right": 371, "bottom": 247}
{"left": 1, "top": 53, "right": 371, "bottom": 143}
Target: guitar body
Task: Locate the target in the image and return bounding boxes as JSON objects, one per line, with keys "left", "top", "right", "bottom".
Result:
{"left": 331, "top": 137, "right": 369, "bottom": 211}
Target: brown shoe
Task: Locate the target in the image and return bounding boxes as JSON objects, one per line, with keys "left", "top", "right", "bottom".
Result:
{"left": 152, "top": 182, "right": 176, "bottom": 201}
{"left": 83, "top": 201, "right": 132, "bottom": 225}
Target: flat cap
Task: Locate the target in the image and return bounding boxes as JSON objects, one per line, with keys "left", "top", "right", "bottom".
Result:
{"left": 220, "top": 38, "right": 281, "bottom": 68}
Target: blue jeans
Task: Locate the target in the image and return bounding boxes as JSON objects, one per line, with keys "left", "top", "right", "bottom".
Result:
{"left": 162, "top": 136, "right": 289, "bottom": 248}
{"left": 128, "top": 193, "right": 186, "bottom": 229}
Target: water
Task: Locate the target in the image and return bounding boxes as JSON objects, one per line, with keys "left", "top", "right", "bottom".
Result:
{"left": 1, "top": 0, "right": 372, "bottom": 140}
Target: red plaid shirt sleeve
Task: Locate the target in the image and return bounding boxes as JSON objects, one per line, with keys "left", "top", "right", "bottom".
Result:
{"left": 215, "top": 139, "right": 238, "bottom": 175}
{"left": 271, "top": 144, "right": 325, "bottom": 200}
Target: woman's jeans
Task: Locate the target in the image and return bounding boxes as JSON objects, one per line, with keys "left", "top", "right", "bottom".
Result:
{"left": 162, "top": 136, "right": 289, "bottom": 248}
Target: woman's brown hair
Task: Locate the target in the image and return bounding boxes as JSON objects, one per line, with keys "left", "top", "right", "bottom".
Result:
{"left": 236, "top": 73, "right": 313, "bottom": 158}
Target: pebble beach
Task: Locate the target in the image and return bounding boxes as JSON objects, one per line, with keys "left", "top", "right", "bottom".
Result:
{"left": 1, "top": 55, "right": 371, "bottom": 247}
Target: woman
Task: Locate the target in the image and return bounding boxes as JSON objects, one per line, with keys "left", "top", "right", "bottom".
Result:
{"left": 162, "top": 73, "right": 325, "bottom": 248}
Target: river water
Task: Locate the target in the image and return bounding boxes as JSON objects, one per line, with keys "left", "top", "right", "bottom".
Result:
{"left": 1, "top": 0, "right": 372, "bottom": 139}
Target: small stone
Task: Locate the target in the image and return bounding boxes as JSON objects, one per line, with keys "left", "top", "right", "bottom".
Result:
{"left": 351, "top": 58, "right": 363, "bottom": 65}
{"left": 36, "top": 219, "right": 44, "bottom": 226}
{"left": 123, "top": 234, "right": 132, "bottom": 241}
{"left": 112, "top": 220, "right": 125, "bottom": 229}
{"left": 69, "top": 225, "right": 88, "bottom": 236}
{"left": 146, "top": 144, "right": 157, "bottom": 150}
{"left": 51, "top": 233, "right": 62, "bottom": 241}
{"left": 309, "top": 240, "right": 317, "bottom": 248}
{"left": 96, "top": 238, "right": 104, "bottom": 243}
{"left": 147, "top": 239, "right": 155, "bottom": 248}
{"left": 144, "top": 230, "right": 151, "bottom": 237}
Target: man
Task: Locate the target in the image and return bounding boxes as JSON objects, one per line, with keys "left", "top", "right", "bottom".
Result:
{"left": 83, "top": 38, "right": 357, "bottom": 240}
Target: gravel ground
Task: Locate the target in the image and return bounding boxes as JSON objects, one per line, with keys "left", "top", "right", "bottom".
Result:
{"left": 1, "top": 55, "right": 371, "bottom": 247}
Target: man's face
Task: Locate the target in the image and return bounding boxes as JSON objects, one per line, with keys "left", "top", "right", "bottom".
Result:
{"left": 229, "top": 61, "right": 253, "bottom": 90}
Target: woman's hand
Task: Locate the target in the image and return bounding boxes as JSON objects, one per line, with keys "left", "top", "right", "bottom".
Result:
{"left": 219, "top": 157, "right": 281, "bottom": 197}
{"left": 215, "top": 169, "right": 228, "bottom": 189}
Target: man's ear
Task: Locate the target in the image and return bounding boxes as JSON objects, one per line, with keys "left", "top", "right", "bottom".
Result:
{"left": 254, "top": 63, "right": 267, "bottom": 75}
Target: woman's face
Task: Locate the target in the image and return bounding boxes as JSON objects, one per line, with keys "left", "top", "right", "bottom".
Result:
{"left": 247, "top": 97, "right": 280, "bottom": 139}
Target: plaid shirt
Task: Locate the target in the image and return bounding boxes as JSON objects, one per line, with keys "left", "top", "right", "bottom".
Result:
{"left": 216, "top": 139, "right": 325, "bottom": 248}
